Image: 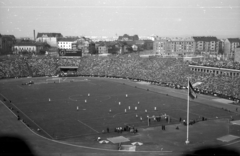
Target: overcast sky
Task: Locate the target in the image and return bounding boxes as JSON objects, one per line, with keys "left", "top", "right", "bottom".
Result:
{"left": 0, "top": 0, "right": 240, "bottom": 38}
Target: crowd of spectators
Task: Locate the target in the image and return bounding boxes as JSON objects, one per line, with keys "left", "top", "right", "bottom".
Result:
{"left": 0, "top": 54, "right": 239, "bottom": 101}
{"left": 189, "top": 58, "right": 240, "bottom": 70}
{"left": 0, "top": 57, "right": 30, "bottom": 78}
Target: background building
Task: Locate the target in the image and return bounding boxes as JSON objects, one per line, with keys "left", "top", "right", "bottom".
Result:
{"left": 154, "top": 37, "right": 195, "bottom": 56}
{"left": 193, "top": 36, "right": 218, "bottom": 55}
{"left": 168, "top": 37, "right": 195, "bottom": 56}
{"left": 224, "top": 38, "right": 240, "bottom": 60}
{"left": 13, "top": 41, "right": 50, "bottom": 54}
{"left": 234, "top": 46, "right": 240, "bottom": 63}
{"left": 118, "top": 34, "right": 139, "bottom": 41}
{"left": 153, "top": 39, "right": 169, "bottom": 55}
{"left": 0, "top": 35, "right": 16, "bottom": 55}
{"left": 36, "top": 33, "right": 63, "bottom": 47}
{"left": 58, "top": 37, "right": 78, "bottom": 49}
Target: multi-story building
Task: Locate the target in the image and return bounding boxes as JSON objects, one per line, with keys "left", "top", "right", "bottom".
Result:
{"left": 234, "top": 46, "right": 240, "bottom": 63}
{"left": 142, "top": 40, "right": 154, "bottom": 50}
{"left": 13, "top": 42, "right": 50, "bottom": 54}
{"left": 193, "top": 36, "right": 218, "bottom": 54}
{"left": 97, "top": 43, "right": 108, "bottom": 54}
{"left": 0, "top": 35, "right": 16, "bottom": 55}
{"left": 58, "top": 37, "right": 78, "bottom": 49}
{"left": 217, "top": 39, "right": 225, "bottom": 55}
{"left": 168, "top": 37, "right": 195, "bottom": 55}
{"left": 224, "top": 38, "right": 240, "bottom": 60}
{"left": 154, "top": 37, "right": 195, "bottom": 56}
{"left": 36, "top": 33, "right": 63, "bottom": 47}
{"left": 71, "top": 37, "right": 92, "bottom": 55}
{"left": 153, "top": 39, "right": 169, "bottom": 55}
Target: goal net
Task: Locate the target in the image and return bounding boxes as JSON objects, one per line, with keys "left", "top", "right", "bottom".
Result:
{"left": 229, "top": 119, "right": 240, "bottom": 137}
{"left": 46, "top": 78, "right": 61, "bottom": 83}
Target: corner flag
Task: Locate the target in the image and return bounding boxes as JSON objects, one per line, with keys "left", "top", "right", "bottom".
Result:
{"left": 189, "top": 81, "right": 197, "bottom": 99}
{"left": 186, "top": 78, "right": 197, "bottom": 144}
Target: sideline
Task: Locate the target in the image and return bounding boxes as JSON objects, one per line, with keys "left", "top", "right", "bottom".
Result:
{"left": 0, "top": 93, "right": 54, "bottom": 139}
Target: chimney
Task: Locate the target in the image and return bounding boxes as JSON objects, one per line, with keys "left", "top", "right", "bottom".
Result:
{"left": 33, "top": 30, "right": 35, "bottom": 41}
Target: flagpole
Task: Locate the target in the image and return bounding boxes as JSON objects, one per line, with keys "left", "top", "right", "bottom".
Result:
{"left": 186, "top": 77, "right": 190, "bottom": 144}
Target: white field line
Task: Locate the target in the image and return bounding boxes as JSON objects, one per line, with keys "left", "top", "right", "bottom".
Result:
{"left": 63, "top": 77, "right": 67, "bottom": 81}
{"left": 77, "top": 120, "right": 100, "bottom": 133}
{"left": 0, "top": 93, "right": 53, "bottom": 139}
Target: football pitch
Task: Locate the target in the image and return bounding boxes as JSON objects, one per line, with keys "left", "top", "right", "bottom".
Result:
{"left": 0, "top": 77, "right": 238, "bottom": 142}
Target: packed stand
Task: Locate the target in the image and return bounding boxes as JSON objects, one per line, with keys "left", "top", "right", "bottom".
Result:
{"left": 0, "top": 54, "right": 239, "bottom": 101}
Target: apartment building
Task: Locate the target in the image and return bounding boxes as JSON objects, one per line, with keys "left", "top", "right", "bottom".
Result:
{"left": 168, "top": 37, "right": 195, "bottom": 55}
{"left": 234, "top": 46, "right": 240, "bottom": 63}
{"left": 224, "top": 38, "right": 240, "bottom": 60}
{"left": 153, "top": 39, "right": 169, "bottom": 55}
{"left": 58, "top": 37, "right": 78, "bottom": 49}
{"left": 192, "top": 36, "right": 218, "bottom": 54}
{"left": 154, "top": 37, "right": 195, "bottom": 56}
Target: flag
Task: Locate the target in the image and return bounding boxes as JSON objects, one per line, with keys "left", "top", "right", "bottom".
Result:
{"left": 189, "top": 81, "right": 197, "bottom": 99}
{"left": 192, "top": 82, "right": 202, "bottom": 87}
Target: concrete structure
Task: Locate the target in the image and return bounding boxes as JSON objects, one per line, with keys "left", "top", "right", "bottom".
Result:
{"left": 224, "top": 38, "right": 240, "bottom": 60}
{"left": 234, "top": 46, "right": 240, "bottom": 63}
{"left": 153, "top": 39, "right": 169, "bottom": 55}
{"left": 154, "top": 37, "right": 195, "bottom": 56}
{"left": 192, "top": 36, "right": 218, "bottom": 55}
{"left": 58, "top": 37, "right": 78, "bottom": 49}
{"left": 72, "top": 37, "right": 91, "bottom": 54}
{"left": 0, "top": 35, "right": 16, "bottom": 55}
{"left": 189, "top": 65, "right": 240, "bottom": 77}
{"left": 36, "top": 33, "right": 63, "bottom": 47}
{"left": 13, "top": 42, "right": 50, "bottom": 54}
{"left": 97, "top": 43, "right": 108, "bottom": 54}
{"left": 218, "top": 39, "right": 225, "bottom": 55}
{"left": 169, "top": 37, "right": 195, "bottom": 55}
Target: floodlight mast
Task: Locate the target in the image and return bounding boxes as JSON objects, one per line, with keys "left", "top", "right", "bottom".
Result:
{"left": 186, "top": 77, "right": 190, "bottom": 144}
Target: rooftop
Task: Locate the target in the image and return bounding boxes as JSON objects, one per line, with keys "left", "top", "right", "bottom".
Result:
{"left": 58, "top": 38, "right": 79, "bottom": 42}
{"left": 228, "top": 38, "right": 240, "bottom": 43}
{"left": 37, "top": 33, "right": 63, "bottom": 38}
{"left": 193, "top": 36, "right": 218, "bottom": 42}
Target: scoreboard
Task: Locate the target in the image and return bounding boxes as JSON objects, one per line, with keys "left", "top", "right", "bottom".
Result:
{"left": 58, "top": 49, "right": 82, "bottom": 58}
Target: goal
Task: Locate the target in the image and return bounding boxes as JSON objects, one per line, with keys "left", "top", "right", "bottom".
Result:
{"left": 46, "top": 78, "right": 61, "bottom": 83}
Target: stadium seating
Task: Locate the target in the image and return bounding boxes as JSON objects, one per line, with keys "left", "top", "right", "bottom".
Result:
{"left": 0, "top": 54, "right": 239, "bottom": 101}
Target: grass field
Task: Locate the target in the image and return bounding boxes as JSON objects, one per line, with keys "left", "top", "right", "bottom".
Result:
{"left": 0, "top": 77, "right": 238, "bottom": 141}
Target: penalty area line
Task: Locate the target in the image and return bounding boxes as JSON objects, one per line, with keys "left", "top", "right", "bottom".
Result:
{"left": 77, "top": 120, "right": 99, "bottom": 133}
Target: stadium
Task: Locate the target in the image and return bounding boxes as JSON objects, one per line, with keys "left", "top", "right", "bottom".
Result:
{"left": 1, "top": 54, "right": 240, "bottom": 156}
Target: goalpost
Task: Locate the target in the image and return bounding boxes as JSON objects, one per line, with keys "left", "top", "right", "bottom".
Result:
{"left": 46, "top": 78, "right": 61, "bottom": 84}
{"left": 229, "top": 119, "right": 240, "bottom": 137}
{"left": 147, "top": 114, "right": 171, "bottom": 126}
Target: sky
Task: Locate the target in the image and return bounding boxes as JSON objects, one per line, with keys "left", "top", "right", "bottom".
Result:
{"left": 0, "top": 0, "right": 240, "bottom": 38}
